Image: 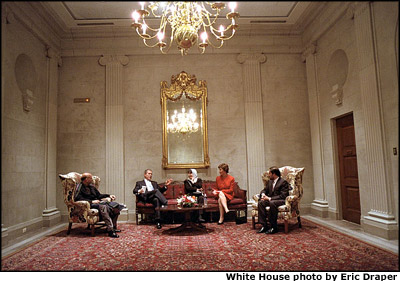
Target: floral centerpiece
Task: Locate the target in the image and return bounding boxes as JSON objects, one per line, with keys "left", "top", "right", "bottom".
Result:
{"left": 177, "top": 194, "right": 197, "bottom": 208}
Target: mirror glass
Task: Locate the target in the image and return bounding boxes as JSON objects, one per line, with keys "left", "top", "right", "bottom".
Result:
{"left": 161, "top": 71, "right": 210, "bottom": 169}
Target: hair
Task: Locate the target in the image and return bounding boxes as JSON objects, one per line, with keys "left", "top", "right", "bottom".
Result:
{"left": 218, "top": 163, "right": 229, "bottom": 173}
{"left": 144, "top": 169, "right": 152, "bottom": 175}
{"left": 269, "top": 166, "right": 281, "bottom": 177}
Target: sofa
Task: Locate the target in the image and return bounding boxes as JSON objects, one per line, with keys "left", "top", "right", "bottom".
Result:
{"left": 135, "top": 180, "right": 247, "bottom": 224}
{"left": 251, "top": 166, "right": 305, "bottom": 233}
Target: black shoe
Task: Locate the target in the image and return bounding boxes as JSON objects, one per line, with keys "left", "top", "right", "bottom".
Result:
{"left": 199, "top": 218, "right": 206, "bottom": 223}
{"left": 108, "top": 231, "right": 119, "bottom": 238}
{"left": 257, "top": 226, "right": 269, "bottom": 233}
{"left": 156, "top": 222, "right": 162, "bottom": 229}
{"left": 113, "top": 229, "right": 122, "bottom": 233}
{"left": 265, "top": 227, "right": 278, "bottom": 234}
{"left": 217, "top": 221, "right": 224, "bottom": 225}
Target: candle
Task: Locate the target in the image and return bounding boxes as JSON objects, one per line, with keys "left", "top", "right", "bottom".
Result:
{"left": 229, "top": 2, "right": 237, "bottom": 13}
{"left": 201, "top": 32, "right": 208, "bottom": 43}
{"left": 132, "top": 10, "right": 140, "bottom": 23}
{"left": 219, "top": 25, "right": 224, "bottom": 37}
{"left": 157, "top": 32, "right": 164, "bottom": 42}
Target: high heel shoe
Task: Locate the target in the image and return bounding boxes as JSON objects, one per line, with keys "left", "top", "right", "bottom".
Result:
{"left": 217, "top": 221, "right": 224, "bottom": 225}
{"left": 225, "top": 209, "right": 230, "bottom": 214}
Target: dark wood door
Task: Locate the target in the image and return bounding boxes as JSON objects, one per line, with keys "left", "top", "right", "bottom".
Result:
{"left": 336, "top": 113, "right": 361, "bottom": 224}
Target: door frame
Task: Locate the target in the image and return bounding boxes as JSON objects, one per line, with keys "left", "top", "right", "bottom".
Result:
{"left": 332, "top": 112, "right": 361, "bottom": 222}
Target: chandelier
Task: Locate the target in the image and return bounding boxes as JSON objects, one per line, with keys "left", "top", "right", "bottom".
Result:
{"left": 131, "top": 2, "right": 239, "bottom": 55}
{"left": 167, "top": 105, "right": 200, "bottom": 135}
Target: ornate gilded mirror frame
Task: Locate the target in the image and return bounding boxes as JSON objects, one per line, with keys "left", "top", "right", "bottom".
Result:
{"left": 161, "top": 71, "right": 210, "bottom": 169}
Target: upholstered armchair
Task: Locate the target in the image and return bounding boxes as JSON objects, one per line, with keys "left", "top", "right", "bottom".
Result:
{"left": 59, "top": 172, "right": 110, "bottom": 236}
{"left": 251, "top": 166, "right": 305, "bottom": 233}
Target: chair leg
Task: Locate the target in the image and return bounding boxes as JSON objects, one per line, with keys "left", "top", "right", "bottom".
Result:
{"left": 136, "top": 213, "right": 139, "bottom": 225}
{"left": 67, "top": 222, "right": 72, "bottom": 235}
{"left": 298, "top": 216, "right": 302, "bottom": 228}
{"left": 252, "top": 216, "right": 256, "bottom": 229}
{"left": 91, "top": 225, "right": 95, "bottom": 236}
{"left": 284, "top": 220, "right": 289, "bottom": 234}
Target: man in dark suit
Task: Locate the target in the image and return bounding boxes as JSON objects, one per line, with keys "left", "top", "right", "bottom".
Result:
{"left": 257, "top": 166, "right": 289, "bottom": 234}
{"left": 133, "top": 169, "right": 173, "bottom": 229}
{"left": 75, "top": 172, "right": 123, "bottom": 238}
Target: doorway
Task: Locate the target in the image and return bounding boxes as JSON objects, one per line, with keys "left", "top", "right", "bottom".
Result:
{"left": 336, "top": 113, "right": 361, "bottom": 224}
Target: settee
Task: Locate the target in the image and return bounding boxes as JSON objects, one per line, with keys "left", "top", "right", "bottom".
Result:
{"left": 135, "top": 180, "right": 247, "bottom": 224}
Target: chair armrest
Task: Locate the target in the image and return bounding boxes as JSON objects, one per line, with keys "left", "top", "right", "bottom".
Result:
{"left": 285, "top": 195, "right": 298, "bottom": 205}
{"left": 74, "top": 200, "right": 91, "bottom": 210}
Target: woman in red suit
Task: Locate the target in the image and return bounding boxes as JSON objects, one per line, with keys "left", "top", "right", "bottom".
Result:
{"left": 213, "top": 163, "right": 235, "bottom": 224}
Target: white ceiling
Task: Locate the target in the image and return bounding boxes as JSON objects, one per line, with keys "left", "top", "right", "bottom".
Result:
{"left": 40, "top": 1, "right": 318, "bottom": 36}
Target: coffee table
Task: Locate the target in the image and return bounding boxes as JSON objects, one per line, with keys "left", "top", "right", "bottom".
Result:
{"left": 156, "top": 204, "right": 217, "bottom": 233}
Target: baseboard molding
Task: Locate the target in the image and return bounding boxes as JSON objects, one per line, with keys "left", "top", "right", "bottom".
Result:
{"left": 2, "top": 217, "right": 46, "bottom": 249}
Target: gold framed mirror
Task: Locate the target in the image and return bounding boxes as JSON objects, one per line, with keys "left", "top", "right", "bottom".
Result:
{"left": 161, "top": 71, "right": 210, "bottom": 169}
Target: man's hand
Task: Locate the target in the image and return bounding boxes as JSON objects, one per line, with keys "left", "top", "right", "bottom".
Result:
{"left": 92, "top": 200, "right": 100, "bottom": 204}
{"left": 110, "top": 195, "right": 116, "bottom": 200}
{"left": 165, "top": 178, "right": 173, "bottom": 185}
{"left": 261, "top": 194, "right": 270, "bottom": 201}
{"left": 138, "top": 189, "right": 145, "bottom": 194}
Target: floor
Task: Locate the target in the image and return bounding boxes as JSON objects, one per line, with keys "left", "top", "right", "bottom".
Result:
{"left": 2, "top": 215, "right": 398, "bottom": 258}
{"left": 303, "top": 214, "right": 398, "bottom": 254}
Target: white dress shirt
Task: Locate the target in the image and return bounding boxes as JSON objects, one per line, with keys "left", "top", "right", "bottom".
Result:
{"left": 272, "top": 178, "right": 278, "bottom": 191}
{"left": 144, "top": 178, "right": 154, "bottom": 191}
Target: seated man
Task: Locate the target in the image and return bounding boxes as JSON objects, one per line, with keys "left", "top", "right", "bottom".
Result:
{"left": 133, "top": 169, "right": 173, "bottom": 229}
{"left": 74, "top": 172, "right": 124, "bottom": 238}
{"left": 257, "top": 166, "right": 289, "bottom": 234}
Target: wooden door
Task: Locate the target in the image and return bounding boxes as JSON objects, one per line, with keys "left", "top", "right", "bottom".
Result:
{"left": 336, "top": 113, "right": 361, "bottom": 224}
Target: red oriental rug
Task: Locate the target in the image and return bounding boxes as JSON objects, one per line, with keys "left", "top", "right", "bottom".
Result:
{"left": 1, "top": 219, "right": 398, "bottom": 271}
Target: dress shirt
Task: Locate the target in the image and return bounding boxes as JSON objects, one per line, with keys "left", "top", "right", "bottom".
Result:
{"left": 272, "top": 178, "right": 278, "bottom": 191}
{"left": 144, "top": 179, "right": 154, "bottom": 191}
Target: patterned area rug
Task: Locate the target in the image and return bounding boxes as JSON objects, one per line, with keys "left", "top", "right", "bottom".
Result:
{"left": 1, "top": 219, "right": 398, "bottom": 271}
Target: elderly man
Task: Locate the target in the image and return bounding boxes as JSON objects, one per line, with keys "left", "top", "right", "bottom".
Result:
{"left": 257, "top": 167, "right": 289, "bottom": 234}
{"left": 75, "top": 172, "right": 123, "bottom": 238}
{"left": 133, "top": 169, "right": 173, "bottom": 229}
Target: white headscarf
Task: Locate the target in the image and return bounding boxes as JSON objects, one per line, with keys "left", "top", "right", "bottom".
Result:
{"left": 189, "top": 168, "right": 198, "bottom": 184}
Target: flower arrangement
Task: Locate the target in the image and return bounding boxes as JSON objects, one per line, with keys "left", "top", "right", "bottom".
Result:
{"left": 177, "top": 194, "right": 197, "bottom": 207}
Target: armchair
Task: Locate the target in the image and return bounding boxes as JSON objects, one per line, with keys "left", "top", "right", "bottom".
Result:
{"left": 251, "top": 166, "right": 304, "bottom": 233}
{"left": 59, "top": 172, "right": 111, "bottom": 236}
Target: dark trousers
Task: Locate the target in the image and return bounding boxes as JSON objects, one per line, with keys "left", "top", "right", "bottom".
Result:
{"left": 146, "top": 189, "right": 168, "bottom": 221}
{"left": 92, "top": 203, "right": 119, "bottom": 232}
{"left": 257, "top": 199, "right": 285, "bottom": 229}
{"left": 190, "top": 195, "right": 204, "bottom": 222}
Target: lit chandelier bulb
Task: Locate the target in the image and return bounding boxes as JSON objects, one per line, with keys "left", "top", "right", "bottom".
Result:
{"left": 131, "top": 10, "right": 140, "bottom": 23}
{"left": 200, "top": 32, "right": 208, "bottom": 43}
{"left": 139, "top": 2, "right": 145, "bottom": 10}
{"left": 229, "top": 2, "right": 237, "bottom": 13}
{"left": 219, "top": 25, "right": 224, "bottom": 37}
{"left": 157, "top": 32, "right": 164, "bottom": 42}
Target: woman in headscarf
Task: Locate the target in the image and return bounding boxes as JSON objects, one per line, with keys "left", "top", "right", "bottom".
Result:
{"left": 184, "top": 168, "right": 205, "bottom": 222}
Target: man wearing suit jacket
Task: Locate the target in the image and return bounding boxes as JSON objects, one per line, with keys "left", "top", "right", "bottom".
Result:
{"left": 133, "top": 169, "right": 173, "bottom": 229}
{"left": 257, "top": 167, "right": 289, "bottom": 234}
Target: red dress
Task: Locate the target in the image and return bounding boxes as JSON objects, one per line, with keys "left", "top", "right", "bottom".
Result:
{"left": 215, "top": 174, "right": 235, "bottom": 201}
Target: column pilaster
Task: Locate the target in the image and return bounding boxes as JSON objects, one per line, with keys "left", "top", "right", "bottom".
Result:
{"left": 237, "top": 53, "right": 267, "bottom": 201}
{"left": 42, "top": 47, "right": 61, "bottom": 227}
{"left": 302, "top": 42, "right": 330, "bottom": 218}
{"left": 99, "top": 55, "right": 129, "bottom": 218}
{"left": 353, "top": 2, "right": 397, "bottom": 239}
